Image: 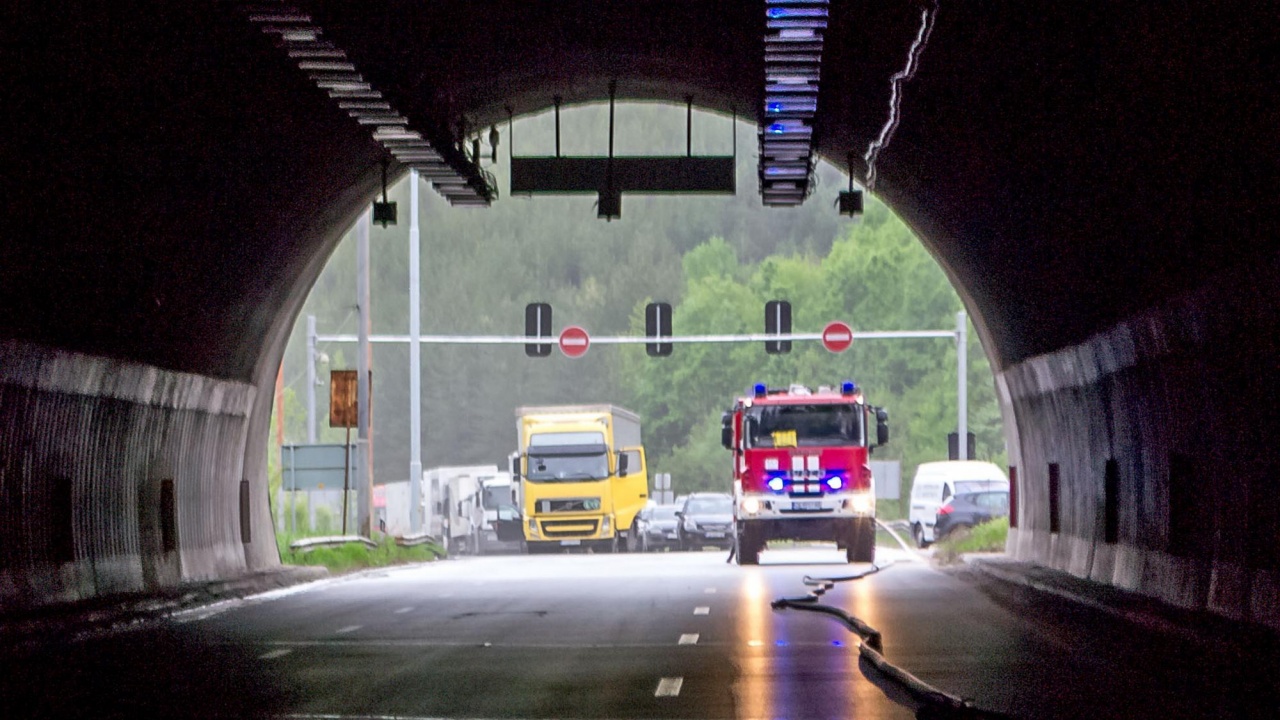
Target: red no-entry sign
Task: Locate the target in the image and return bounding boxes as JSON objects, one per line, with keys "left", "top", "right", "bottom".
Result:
{"left": 559, "top": 325, "right": 591, "bottom": 358}
{"left": 822, "top": 321, "right": 854, "bottom": 353}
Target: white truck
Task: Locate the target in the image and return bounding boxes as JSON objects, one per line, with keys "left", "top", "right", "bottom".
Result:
{"left": 423, "top": 465, "right": 489, "bottom": 555}
{"left": 477, "top": 471, "right": 523, "bottom": 553}
{"left": 423, "top": 466, "right": 523, "bottom": 555}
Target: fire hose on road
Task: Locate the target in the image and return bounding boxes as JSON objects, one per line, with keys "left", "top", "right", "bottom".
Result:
{"left": 772, "top": 560, "right": 1014, "bottom": 720}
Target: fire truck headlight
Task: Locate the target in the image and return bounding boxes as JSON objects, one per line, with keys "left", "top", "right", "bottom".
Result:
{"left": 848, "top": 492, "right": 875, "bottom": 515}
{"left": 741, "top": 497, "right": 762, "bottom": 515}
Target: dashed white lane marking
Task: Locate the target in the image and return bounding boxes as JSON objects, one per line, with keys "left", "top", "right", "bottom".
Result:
{"left": 258, "top": 648, "right": 292, "bottom": 660}
{"left": 335, "top": 625, "right": 362, "bottom": 634}
{"left": 394, "top": 606, "right": 414, "bottom": 614}
{"left": 655, "top": 676, "right": 684, "bottom": 697}
{"left": 693, "top": 606, "right": 710, "bottom": 615}
{"left": 678, "top": 633, "right": 700, "bottom": 645}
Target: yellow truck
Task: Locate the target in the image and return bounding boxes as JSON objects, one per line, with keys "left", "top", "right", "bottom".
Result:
{"left": 510, "top": 405, "right": 648, "bottom": 553}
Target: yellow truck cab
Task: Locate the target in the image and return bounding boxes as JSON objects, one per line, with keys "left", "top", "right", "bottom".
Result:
{"left": 511, "top": 405, "right": 648, "bottom": 553}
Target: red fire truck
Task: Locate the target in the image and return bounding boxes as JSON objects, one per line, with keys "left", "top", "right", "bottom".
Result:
{"left": 721, "top": 381, "right": 889, "bottom": 565}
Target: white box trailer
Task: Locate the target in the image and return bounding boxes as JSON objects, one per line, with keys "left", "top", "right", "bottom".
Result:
{"left": 423, "top": 465, "right": 495, "bottom": 555}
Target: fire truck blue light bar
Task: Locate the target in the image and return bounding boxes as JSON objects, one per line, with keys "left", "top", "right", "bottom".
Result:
{"left": 759, "top": 0, "right": 828, "bottom": 207}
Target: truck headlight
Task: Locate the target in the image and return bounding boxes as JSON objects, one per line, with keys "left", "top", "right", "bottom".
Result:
{"left": 527, "top": 517, "right": 539, "bottom": 535}
{"left": 741, "top": 497, "right": 762, "bottom": 515}
{"left": 601, "top": 515, "right": 612, "bottom": 534}
{"left": 849, "top": 492, "right": 874, "bottom": 515}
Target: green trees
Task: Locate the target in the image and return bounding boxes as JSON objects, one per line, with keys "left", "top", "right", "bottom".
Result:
{"left": 620, "top": 197, "right": 1006, "bottom": 504}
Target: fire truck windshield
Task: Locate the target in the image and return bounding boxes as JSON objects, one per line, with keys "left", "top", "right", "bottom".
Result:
{"left": 746, "top": 403, "right": 863, "bottom": 448}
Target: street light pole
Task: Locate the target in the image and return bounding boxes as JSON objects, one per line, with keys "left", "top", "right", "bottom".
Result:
{"left": 957, "top": 310, "right": 968, "bottom": 460}
{"left": 306, "top": 314, "right": 317, "bottom": 444}
{"left": 409, "top": 170, "right": 423, "bottom": 532}
{"left": 356, "top": 208, "right": 373, "bottom": 537}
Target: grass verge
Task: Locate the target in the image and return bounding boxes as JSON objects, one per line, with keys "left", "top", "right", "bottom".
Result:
{"left": 932, "top": 516, "right": 1009, "bottom": 565}
{"left": 279, "top": 535, "right": 446, "bottom": 574}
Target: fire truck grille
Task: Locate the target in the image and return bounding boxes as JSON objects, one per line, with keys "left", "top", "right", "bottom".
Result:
{"left": 540, "top": 519, "right": 599, "bottom": 537}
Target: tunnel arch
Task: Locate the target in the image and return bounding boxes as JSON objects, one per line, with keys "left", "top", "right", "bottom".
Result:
{"left": 0, "top": 1, "right": 1276, "bottom": 630}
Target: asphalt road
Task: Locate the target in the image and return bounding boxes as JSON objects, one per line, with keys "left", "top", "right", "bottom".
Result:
{"left": 3, "top": 544, "right": 1277, "bottom": 719}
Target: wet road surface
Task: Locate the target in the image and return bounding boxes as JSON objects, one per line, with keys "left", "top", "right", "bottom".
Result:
{"left": 3, "top": 545, "right": 1277, "bottom": 719}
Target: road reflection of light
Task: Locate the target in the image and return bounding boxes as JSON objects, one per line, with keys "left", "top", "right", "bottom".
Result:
{"left": 845, "top": 568, "right": 888, "bottom": 712}
{"left": 736, "top": 569, "right": 774, "bottom": 720}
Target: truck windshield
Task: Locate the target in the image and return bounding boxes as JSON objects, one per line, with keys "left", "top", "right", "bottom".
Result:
{"left": 746, "top": 403, "right": 863, "bottom": 448}
{"left": 526, "top": 452, "right": 609, "bottom": 482}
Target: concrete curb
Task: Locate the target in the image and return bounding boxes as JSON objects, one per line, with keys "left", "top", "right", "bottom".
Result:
{"left": 0, "top": 565, "right": 330, "bottom": 645}
{"left": 960, "top": 556, "right": 1280, "bottom": 650}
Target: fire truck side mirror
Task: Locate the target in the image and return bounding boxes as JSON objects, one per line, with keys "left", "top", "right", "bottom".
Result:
{"left": 720, "top": 412, "right": 733, "bottom": 449}
{"left": 875, "top": 408, "right": 890, "bottom": 446}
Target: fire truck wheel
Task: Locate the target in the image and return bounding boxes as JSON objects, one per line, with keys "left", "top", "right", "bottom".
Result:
{"left": 736, "top": 526, "right": 761, "bottom": 565}
{"left": 847, "top": 519, "right": 876, "bottom": 563}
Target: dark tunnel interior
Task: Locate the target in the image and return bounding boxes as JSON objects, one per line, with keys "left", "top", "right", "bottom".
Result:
{"left": 0, "top": 0, "right": 1277, "bottom": 638}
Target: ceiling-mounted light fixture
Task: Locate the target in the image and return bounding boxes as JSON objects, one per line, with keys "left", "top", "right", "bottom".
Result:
{"left": 759, "top": 0, "right": 829, "bottom": 208}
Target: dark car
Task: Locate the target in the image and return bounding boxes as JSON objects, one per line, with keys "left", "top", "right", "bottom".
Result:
{"left": 934, "top": 490, "right": 1010, "bottom": 539}
{"left": 677, "top": 493, "right": 734, "bottom": 550}
{"left": 635, "top": 504, "right": 681, "bottom": 551}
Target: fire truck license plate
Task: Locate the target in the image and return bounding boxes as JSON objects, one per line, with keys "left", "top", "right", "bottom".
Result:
{"left": 793, "top": 501, "right": 822, "bottom": 511}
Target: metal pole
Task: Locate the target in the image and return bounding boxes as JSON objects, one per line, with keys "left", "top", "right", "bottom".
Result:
{"left": 356, "top": 208, "right": 373, "bottom": 537}
{"left": 409, "top": 169, "right": 423, "bottom": 532}
{"left": 957, "top": 310, "right": 968, "bottom": 460}
{"left": 288, "top": 445, "right": 296, "bottom": 536}
{"left": 306, "top": 314, "right": 317, "bottom": 444}
{"left": 342, "top": 426, "right": 350, "bottom": 535}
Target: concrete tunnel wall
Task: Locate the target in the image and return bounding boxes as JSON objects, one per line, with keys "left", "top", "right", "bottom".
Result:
{"left": 1002, "top": 253, "right": 1280, "bottom": 626}
{"left": 0, "top": 1, "right": 1277, "bottom": 629}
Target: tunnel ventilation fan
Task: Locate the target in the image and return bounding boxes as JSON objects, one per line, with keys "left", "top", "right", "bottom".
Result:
{"left": 243, "top": 4, "right": 497, "bottom": 207}
{"left": 759, "top": 0, "right": 829, "bottom": 207}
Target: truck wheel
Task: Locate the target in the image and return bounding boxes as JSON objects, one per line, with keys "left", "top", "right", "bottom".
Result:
{"left": 848, "top": 519, "right": 876, "bottom": 564}
{"left": 736, "top": 526, "right": 760, "bottom": 566}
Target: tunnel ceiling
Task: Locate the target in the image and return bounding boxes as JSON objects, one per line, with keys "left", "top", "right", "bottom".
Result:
{"left": 2, "top": 1, "right": 1276, "bottom": 381}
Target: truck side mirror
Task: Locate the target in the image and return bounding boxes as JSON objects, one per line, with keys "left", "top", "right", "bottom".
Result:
{"left": 720, "top": 412, "right": 733, "bottom": 450}
{"left": 508, "top": 452, "right": 521, "bottom": 481}
{"left": 617, "top": 451, "right": 630, "bottom": 477}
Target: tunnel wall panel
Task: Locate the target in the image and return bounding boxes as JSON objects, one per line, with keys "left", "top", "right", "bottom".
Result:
{"left": 1002, "top": 254, "right": 1280, "bottom": 628}
{"left": 0, "top": 342, "right": 260, "bottom": 610}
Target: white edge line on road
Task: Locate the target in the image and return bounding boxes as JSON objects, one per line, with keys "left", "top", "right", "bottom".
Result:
{"left": 655, "top": 676, "right": 684, "bottom": 697}
{"left": 693, "top": 606, "right": 710, "bottom": 615}
{"left": 335, "top": 625, "right": 362, "bottom": 634}
{"left": 394, "top": 606, "right": 414, "bottom": 614}
{"left": 258, "top": 648, "right": 292, "bottom": 660}
{"left": 678, "top": 633, "right": 700, "bottom": 645}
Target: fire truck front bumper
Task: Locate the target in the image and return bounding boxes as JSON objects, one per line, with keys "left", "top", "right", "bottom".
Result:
{"left": 736, "top": 492, "right": 875, "bottom": 542}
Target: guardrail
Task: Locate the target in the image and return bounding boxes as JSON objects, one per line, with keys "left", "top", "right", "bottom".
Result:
{"left": 288, "top": 535, "right": 378, "bottom": 551}
{"left": 395, "top": 531, "right": 440, "bottom": 548}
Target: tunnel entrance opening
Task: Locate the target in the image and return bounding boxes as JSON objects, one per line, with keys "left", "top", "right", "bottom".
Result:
{"left": 270, "top": 102, "right": 1008, "bottom": 569}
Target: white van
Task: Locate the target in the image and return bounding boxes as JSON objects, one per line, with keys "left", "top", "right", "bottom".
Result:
{"left": 908, "top": 461, "right": 1008, "bottom": 547}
